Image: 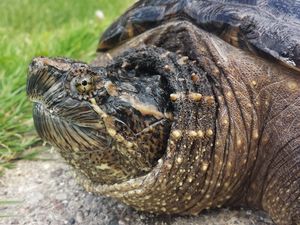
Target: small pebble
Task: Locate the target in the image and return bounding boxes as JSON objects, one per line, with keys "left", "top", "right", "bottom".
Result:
{"left": 118, "top": 220, "right": 127, "bottom": 225}
{"left": 67, "top": 218, "right": 76, "bottom": 225}
{"left": 56, "top": 193, "right": 67, "bottom": 201}
{"left": 29, "top": 192, "right": 44, "bottom": 204}
{"left": 108, "top": 217, "right": 119, "bottom": 225}
{"left": 76, "top": 210, "right": 85, "bottom": 223}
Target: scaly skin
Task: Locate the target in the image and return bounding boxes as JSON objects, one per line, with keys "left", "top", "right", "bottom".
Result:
{"left": 27, "top": 21, "right": 300, "bottom": 225}
{"left": 93, "top": 21, "right": 300, "bottom": 225}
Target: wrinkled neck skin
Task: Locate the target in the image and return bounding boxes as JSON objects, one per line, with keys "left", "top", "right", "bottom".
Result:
{"left": 87, "top": 21, "right": 300, "bottom": 224}
{"left": 81, "top": 47, "right": 218, "bottom": 214}
{"left": 199, "top": 35, "right": 300, "bottom": 224}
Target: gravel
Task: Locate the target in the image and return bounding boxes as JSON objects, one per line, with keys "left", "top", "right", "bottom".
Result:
{"left": 0, "top": 150, "right": 274, "bottom": 225}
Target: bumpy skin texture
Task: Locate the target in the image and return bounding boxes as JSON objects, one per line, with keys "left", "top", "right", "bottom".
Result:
{"left": 27, "top": 1, "right": 300, "bottom": 225}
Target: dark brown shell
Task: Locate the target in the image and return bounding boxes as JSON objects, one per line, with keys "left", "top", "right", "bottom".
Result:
{"left": 98, "top": 0, "right": 300, "bottom": 71}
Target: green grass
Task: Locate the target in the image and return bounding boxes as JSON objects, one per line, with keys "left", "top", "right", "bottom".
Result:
{"left": 0, "top": 0, "right": 134, "bottom": 174}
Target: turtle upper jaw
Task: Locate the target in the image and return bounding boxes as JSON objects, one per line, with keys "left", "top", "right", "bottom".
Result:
{"left": 27, "top": 57, "right": 79, "bottom": 111}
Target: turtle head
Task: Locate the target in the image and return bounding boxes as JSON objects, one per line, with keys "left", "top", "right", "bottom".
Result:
{"left": 27, "top": 47, "right": 218, "bottom": 213}
{"left": 27, "top": 55, "right": 172, "bottom": 184}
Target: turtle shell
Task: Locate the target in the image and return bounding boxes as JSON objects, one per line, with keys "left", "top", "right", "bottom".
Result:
{"left": 98, "top": 0, "right": 300, "bottom": 71}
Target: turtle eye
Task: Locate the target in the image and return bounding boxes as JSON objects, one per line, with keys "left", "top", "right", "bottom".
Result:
{"left": 75, "top": 76, "right": 94, "bottom": 94}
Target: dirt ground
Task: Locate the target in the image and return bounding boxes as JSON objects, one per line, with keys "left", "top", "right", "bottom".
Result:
{"left": 0, "top": 149, "right": 275, "bottom": 225}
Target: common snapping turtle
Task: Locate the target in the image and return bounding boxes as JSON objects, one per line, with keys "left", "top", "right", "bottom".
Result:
{"left": 26, "top": 0, "right": 300, "bottom": 225}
